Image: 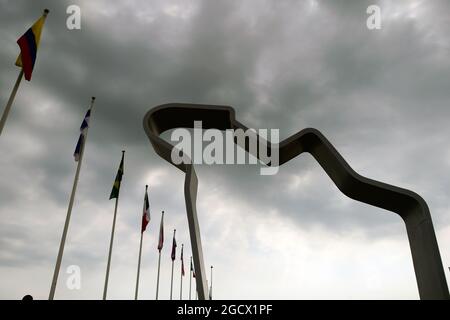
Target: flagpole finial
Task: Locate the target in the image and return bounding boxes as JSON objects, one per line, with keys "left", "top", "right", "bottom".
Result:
{"left": 162, "top": 210, "right": 164, "bottom": 214}
{"left": 89, "top": 97, "right": 96, "bottom": 110}
{"left": 44, "top": 9, "right": 50, "bottom": 16}
{"left": 145, "top": 184, "right": 148, "bottom": 190}
{"left": 122, "top": 150, "right": 125, "bottom": 154}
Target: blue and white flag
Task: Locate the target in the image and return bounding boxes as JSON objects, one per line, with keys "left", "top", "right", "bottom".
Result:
{"left": 73, "top": 109, "right": 91, "bottom": 161}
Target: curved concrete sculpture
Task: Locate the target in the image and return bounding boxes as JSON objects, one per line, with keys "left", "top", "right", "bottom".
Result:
{"left": 143, "top": 103, "right": 449, "bottom": 300}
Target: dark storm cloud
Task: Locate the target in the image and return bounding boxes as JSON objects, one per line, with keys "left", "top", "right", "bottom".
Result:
{"left": 1, "top": 0, "right": 449, "bottom": 232}
{"left": 159, "top": 0, "right": 450, "bottom": 234}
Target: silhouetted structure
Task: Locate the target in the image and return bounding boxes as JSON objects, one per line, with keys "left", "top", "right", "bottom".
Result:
{"left": 144, "top": 103, "right": 449, "bottom": 300}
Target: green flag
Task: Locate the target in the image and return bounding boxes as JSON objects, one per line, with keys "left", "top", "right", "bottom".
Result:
{"left": 109, "top": 151, "right": 124, "bottom": 199}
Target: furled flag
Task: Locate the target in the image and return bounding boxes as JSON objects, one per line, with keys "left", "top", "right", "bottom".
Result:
{"left": 16, "top": 10, "right": 49, "bottom": 81}
{"left": 109, "top": 151, "right": 124, "bottom": 199}
{"left": 171, "top": 231, "right": 177, "bottom": 261}
{"left": 181, "top": 245, "right": 185, "bottom": 276}
{"left": 191, "top": 257, "right": 195, "bottom": 278}
{"left": 141, "top": 186, "right": 150, "bottom": 233}
{"left": 157, "top": 211, "right": 164, "bottom": 251}
{"left": 73, "top": 109, "right": 91, "bottom": 161}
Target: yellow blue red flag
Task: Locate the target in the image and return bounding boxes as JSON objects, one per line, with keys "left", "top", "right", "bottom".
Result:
{"left": 16, "top": 10, "right": 49, "bottom": 81}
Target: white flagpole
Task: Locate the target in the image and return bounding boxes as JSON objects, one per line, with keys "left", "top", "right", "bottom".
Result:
{"left": 210, "top": 265, "right": 213, "bottom": 300}
{"left": 103, "top": 150, "right": 125, "bottom": 300}
{"left": 170, "top": 257, "right": 175, "bottom": 300}
{"left": 49, "top": 96, "right": 95, "bottom": 300}
{"left": 0, "top": 70, "right": 23, "bottom": 136}
{"left": 156, "top": 250, "right": 162, "bottom": 300}
{"left": 170, "top": 229, "right": 176, "bottom": 300}
{"left": 103, "top": 196, "right": 119, "bottom": 300}
{"left": 180, "top": 243, "right": 184, "bottom": 300}
{"left": 134, "top": 232, "right": 144, "bottom": 300}
{"left": 189, "top": 256, "right": 192, "bottom": 300}
{"left": 156, "top": 211, "right": 164, "bottom": 300}
{"left": 134, "top": 185, "right": 148, "bottom": 300}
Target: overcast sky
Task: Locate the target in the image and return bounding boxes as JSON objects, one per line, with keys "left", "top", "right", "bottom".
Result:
{"left": 0, "top": 0, "right": 449, "bottom": 300}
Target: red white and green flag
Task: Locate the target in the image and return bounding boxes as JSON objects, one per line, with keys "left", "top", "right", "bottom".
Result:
{"left": 157, "top": 212, "right": 164, "bottom": 251}
{"left": 141, "top": 186, "right": 150, "bottom": 233}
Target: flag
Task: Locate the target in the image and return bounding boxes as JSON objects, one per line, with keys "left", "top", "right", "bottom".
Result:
{"left": 16, "top": 10, "right": 48, "bottom": 81}
{"left": 141, "top": 186, "right": 150, "bottom": 233}
{"left": 109, "top": 152, "right": 124, "bottom": 199}
{"left": 73, "top": 109, "right": 91, "bottom": 161}
{"left": 157, "top": 212, "right": 164, "bottom": 251}
{"left": 171, "top": 232, "right": 177, "bottom": 261}
{"left": 190, "top": 258, "right": 195, "bottom": 278}
{"left": 181, "top": 245, "right": 185, "bottom": 276}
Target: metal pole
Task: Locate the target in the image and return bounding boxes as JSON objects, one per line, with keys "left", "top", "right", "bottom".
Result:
{"left": 0, "top": 70, "right": 23, "bottom": 136}
{"left": 180, "top": 272, "right": 183, "bottom": 300}
{"left": 103, "top": 196, "right": 119, "bottom": 300}
{"left": 180, "top": 244, "right": 184, "bottom": 300}
{"left": 48, "top": 97, "right": 95, "bottom": 300}
{"left": 210, "top": 265, "right": 213, "bottom": 300}
{"left": 189, "top": 256, "right": 192, "bottom": 300}
{"left": 170, "top": 260, "right": 174, "bottom": 300}
{"left": 134, "top": 232, "right": 144, "bottom": 300}
{"left": 156, "top": 250, "right": 161, "bottom": 300}
{"left": 103, "top": 150, "right": 125, "bottom": 299}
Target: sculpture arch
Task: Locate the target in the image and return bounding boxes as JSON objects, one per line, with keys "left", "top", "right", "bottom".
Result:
{"left": 143, "top": 103, "right": 449, "bottom": 300}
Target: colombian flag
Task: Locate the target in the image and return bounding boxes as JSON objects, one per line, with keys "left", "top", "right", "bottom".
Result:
{"left": 16, "top": 10, "right": 49, "bottom": 81}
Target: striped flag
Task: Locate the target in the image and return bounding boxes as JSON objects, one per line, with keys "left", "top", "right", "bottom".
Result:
{"left": 181, "top": 245, "right": 185, "bottom": 276}
{"left": 109, "top": 152, "right": 124, "bottom": 199}
{"left": 171, "top": 231, "right": 177, "bottom": 261}
{"left": 157, "top": 212, "right": 164, "bottom": 251}
{"left": 141, "top": 186, "right": 150, "bottom": 233}
{"left": 16, "top": 10, "right": 49, "bottom": 81}
{"left": 73, "top": 109, "right": 91, "bottom": 161}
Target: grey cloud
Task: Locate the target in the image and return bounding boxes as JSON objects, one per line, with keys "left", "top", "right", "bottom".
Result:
{"left": 0, "top": 0, "right": 449, "bottom": 298}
